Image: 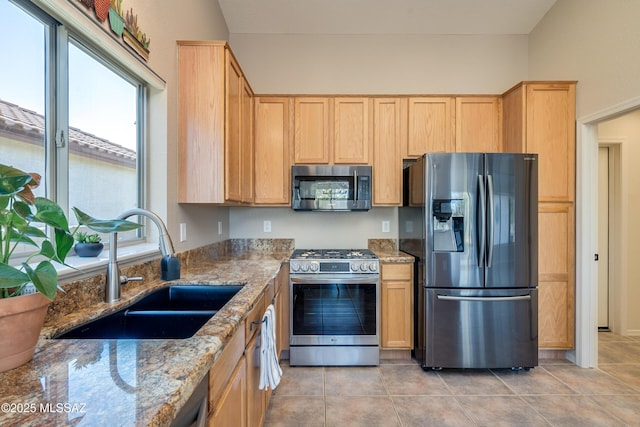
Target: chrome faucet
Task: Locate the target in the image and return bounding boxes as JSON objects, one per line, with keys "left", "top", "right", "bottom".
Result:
{"left": 105, "top": 208, "right": 180, "bottom": 303}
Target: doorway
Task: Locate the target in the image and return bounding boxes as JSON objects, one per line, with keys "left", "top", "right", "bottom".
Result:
{"left": 597, "top": 146, "right": 611, "bottom": 330}
{"left": 597, "top": 142, "right": 622, "bottom": 334}
{"left": 577, "top": 97, "right": 640, "bottom": 368}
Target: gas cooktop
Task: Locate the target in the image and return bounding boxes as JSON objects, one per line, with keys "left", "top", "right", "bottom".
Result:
{"left": 290, "top": 249, "right": 379, "bottom": 274}
{"left": 291, "top": 249, "right": 378, "bottom": 260}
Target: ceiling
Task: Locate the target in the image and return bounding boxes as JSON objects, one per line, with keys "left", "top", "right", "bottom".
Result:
{"left": 217, "top": 0, "right": 557, "bottom": 35}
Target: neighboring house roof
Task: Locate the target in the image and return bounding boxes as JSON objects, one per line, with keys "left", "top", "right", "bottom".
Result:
{"left": 0, "top": 98, "right": 136, "bottom": 167}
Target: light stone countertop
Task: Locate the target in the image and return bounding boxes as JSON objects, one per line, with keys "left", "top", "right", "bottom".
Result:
{"left": 0, "top": 252, "right": 290, "bottom": 427}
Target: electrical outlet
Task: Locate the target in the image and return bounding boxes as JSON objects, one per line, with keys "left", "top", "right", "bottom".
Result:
{"left": 263, "top": 220, "right": 272, "bottom": 233}
{"left": 405, "top": 220, "right": 414, "bottom": 233}
{"left": 382, "top": 220, "right": 390, "bottom": 233}
{"left": 218, "top": 221, "right": 223, "bottom": 235}
{"left": 179, "top": 223, "right": 187, "bottom": 242}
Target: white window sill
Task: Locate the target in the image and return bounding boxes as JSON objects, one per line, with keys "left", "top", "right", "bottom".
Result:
{"left": 57, "top": 243, "right": 161, "bottom": 284}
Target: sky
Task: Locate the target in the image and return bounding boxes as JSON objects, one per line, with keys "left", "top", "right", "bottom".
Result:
{"left": 0, "top": 1, "right": 137, "bottom": 151}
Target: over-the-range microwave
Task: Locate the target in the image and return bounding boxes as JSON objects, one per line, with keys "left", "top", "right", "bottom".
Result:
{"left": 291, "top": 165, "right": 372, "bottom": 211}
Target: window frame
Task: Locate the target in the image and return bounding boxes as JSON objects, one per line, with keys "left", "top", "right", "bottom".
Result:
{"left": 5, "top": 0, "right": 150, "bottom": 266}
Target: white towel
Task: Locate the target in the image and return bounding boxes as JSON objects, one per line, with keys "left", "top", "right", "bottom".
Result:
{"left": 259, "top": 304, "right": 283, "bottom": 390}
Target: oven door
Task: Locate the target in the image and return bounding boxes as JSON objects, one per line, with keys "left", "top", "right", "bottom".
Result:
{"left": 290, "top": 274, "right": 380, "bottom": 346}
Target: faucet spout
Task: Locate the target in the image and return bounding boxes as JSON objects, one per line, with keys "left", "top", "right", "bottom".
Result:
{"left": 105, "top": 208, "right": 180, "bottom": 303}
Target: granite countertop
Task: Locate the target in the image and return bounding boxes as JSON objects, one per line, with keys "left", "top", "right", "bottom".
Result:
{"left": 0, "top": 251, "right": 291, "bottom": 427}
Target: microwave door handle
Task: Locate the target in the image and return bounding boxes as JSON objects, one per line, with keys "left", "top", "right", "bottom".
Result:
{"left": 354, "top": 170, "right": 358, "bottom": 201}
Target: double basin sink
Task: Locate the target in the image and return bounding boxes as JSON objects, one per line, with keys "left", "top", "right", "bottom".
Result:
{"left": 55, "top": 285, "right": 243, "bottom": 340}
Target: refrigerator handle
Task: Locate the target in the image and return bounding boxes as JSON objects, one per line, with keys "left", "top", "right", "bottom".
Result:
{"left": 486, "top": 174, "right": 495, "bottom": 268}
{"left": 477, "top": 174, "right": 486, "bottom": 267}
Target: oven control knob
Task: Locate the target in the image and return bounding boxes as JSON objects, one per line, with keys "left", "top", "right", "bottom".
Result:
{"left": 309, "top": 262, "right": 319, "bottom": 272}
{"left": 369, "top": 263, "right": 378, "bottom": 272}
{"left": 351, "top": 264, "right": 359, "bottom": 272}
{"left": 300, "top": 263, "right": 310, "bottom": 272}
{"left": 359, "top": 263, "right": 368, "bottom": 272}
{"left": 291, "top": 263, "right": 300, "bottom": 272}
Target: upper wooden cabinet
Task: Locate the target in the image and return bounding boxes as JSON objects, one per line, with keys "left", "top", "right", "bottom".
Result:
{"left": 373, "top": 98, "right": 405, "bottom": 205}
{"left": 254, "top": 97, "right": 292, "bottom": 205}
{"left": 406, "top": 97, "right": 454, "bottom": 157}
{"left": 503, "top": 82, "right": 576, "bottom": 202}
{"left": 333, "top": 97, "right": 371, "bottom": 164}
{"left": 294, "top": 97, "right": 331, "bottom": 164}
{"left": 455, "top": 96, "right": 502, "bottom": 153}
{"left": 177, "top": 41, "right": 253, "bottom": 204}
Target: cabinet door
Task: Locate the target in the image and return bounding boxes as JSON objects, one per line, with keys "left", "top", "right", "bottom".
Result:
{"left": 525, "top": 83, "right": 576, "bottom": 202}
{"left": 245, "top": 331, "right": 265, "bottom": 427}
{"left": 177, "top": 43, "right": 225, "bottom": 203}
{"left": 538, "top": 203, "right": 575, "bottom": 348}
{"left": 225, "top": 51, "right": 243, "bottom": 202}
{"left": 254, "top": 97, "right": 292, "bottom": 205}
{"left": 373, "top": 98, "right": 404, "bottom": 206}
{"left": 333, "top": 97, "right": 371, "bottom": 164}
{"left": 209, "top": 355, "right": 247, "bottom": 427}
{"left": 380, "top": 263, "right": 413, "bottom": 349}
{"left": 455, "top": 97, "right": 502, "bottom": 153}
{"left": 294, "top": 97, "right": 331, "bottom": 164}
{"left": 407, "top": 97, "right": 454, "bottom": 157}
{"left": 241, "top": 78, "right": 254, "bottom": 203}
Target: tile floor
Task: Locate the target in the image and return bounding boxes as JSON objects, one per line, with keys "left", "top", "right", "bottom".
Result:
{"left": 264, "top": 332, "right": 640, "bottom": 426}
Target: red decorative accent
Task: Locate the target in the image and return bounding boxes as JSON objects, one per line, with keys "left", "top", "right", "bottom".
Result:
{"left": 93, "top": 0, "right": 110, "bottom": 22}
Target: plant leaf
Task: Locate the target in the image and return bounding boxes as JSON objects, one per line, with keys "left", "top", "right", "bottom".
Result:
{"left": 12, "top": 200, "right": 33, "bottom": 219}
{"left": 73, "top": 207, "right": 142, "bottom": 233}
{"left": 33, "top": 197, "right": 69, "bottom": 230}
{"left": 54, "top": 228, "right": 74, "bottom": 262}
{"left": 23, "top": 261, "right": 58, "bottom": 300}
{"left": 0, "top": 262, "right": 30, "bottom": 289}
{"left": 0, "top": 165, "right": 33, "bottom": 196}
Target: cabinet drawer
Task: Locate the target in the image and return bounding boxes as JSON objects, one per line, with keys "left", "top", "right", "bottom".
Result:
{"left": 209, "top": 325, "right": 245, "bottom": 409}
{"left": 381, "top": 263, "right": 412, "bottom": 281}
{"left": 245, "top": 293, "right": 266, "bottom": 345}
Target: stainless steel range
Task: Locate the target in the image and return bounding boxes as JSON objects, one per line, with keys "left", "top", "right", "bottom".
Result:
{"left": 289, "top": 249, "right": 380, "bottom": 366}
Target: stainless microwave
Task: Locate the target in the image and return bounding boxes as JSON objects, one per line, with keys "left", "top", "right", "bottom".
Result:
{"left": 292, "top": 165, "right": 372, "bottom": 211}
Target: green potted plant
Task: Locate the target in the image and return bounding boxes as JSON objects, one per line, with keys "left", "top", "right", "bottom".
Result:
{"left": 0, "top": 164, "right": 141, "bottom": 372}
{"left": 108, "top": 0, "right": 125, "bottom": 37}
{"left": 74, "top": 232, "right": 104, "bottom": 257}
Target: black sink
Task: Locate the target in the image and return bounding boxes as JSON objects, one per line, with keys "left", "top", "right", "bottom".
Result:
{"left": 55, "top": 285, "right": 243, "bottom": 339}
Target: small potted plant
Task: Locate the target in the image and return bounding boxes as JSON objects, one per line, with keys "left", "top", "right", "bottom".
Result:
{"left": 0, "top": 163, "right": 141, "bottom": 372}
{"left": 108, "top": 0, "right": 125, "bottom": 37}
{"left": 74, "top": 232, "right": 104, "bottom": 257}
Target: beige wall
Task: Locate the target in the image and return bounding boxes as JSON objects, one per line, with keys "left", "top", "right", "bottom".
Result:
{"left": 229, "top": 34, "right": 528, "bottom": 95}
{"left": 127, "top": 0, "right": 231, "bottom": 251}
{"left": 229, "top": 207, "right": 398, "bottom": 249}
{"left": 598, "top": 111, "right": 640, "bottom": 334}
{"left": 528, "top": 0, "right": 640, "bottom": 118}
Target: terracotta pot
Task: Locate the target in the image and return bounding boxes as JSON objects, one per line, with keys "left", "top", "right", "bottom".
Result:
{"left": 0, "top": 292, "right": 50, "bottom": 372}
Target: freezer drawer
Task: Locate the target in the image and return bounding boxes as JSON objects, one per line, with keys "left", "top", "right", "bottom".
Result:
{"left": 420, "top": 288, "right": 538, "bottom": 369}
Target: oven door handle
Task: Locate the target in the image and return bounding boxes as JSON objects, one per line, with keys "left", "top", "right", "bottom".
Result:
{"left": 290, "top": 276, "right": 379, "bottom": 285}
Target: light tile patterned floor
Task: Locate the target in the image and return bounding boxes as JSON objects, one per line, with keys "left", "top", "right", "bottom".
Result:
{"left": 265, "top": 332, "right": 640, "bottom": 426}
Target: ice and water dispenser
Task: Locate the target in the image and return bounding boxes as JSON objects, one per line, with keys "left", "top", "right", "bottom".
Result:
{"left": 432, "top": 199, "right": 464, "bottom": 252}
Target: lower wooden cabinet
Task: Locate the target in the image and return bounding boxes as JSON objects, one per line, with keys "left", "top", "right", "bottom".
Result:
{"left": 208, "top": 355, "right": 247, "bottom": 427}
{"left": 246, "top": 331, "right": 265, "bottom": 427}
{"left": 208, "top": 263, "right": 290, "bottom": 426}
{"left": 538, "top": 202, "right": 575, "bottom": 349}
{"left": 380, "top": 263, "right": 414, "bottom": 349}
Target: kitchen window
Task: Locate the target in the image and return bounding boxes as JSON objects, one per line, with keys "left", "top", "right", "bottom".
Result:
{"left": 0, "top": 0, "right": 145, "bottom": 254}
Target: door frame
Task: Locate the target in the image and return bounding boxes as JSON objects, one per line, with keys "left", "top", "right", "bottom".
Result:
{"left": 576, "top": 96, "right": 640, "bottom": 368}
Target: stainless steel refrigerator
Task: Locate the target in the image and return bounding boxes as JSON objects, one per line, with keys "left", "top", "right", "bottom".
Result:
{"left": 399, "top": 153, "right": 538, "bottom": 370}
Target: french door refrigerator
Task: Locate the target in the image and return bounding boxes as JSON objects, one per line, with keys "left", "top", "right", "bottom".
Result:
{"left": 399, "top": 153, "right": 538, "bottom": 370}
